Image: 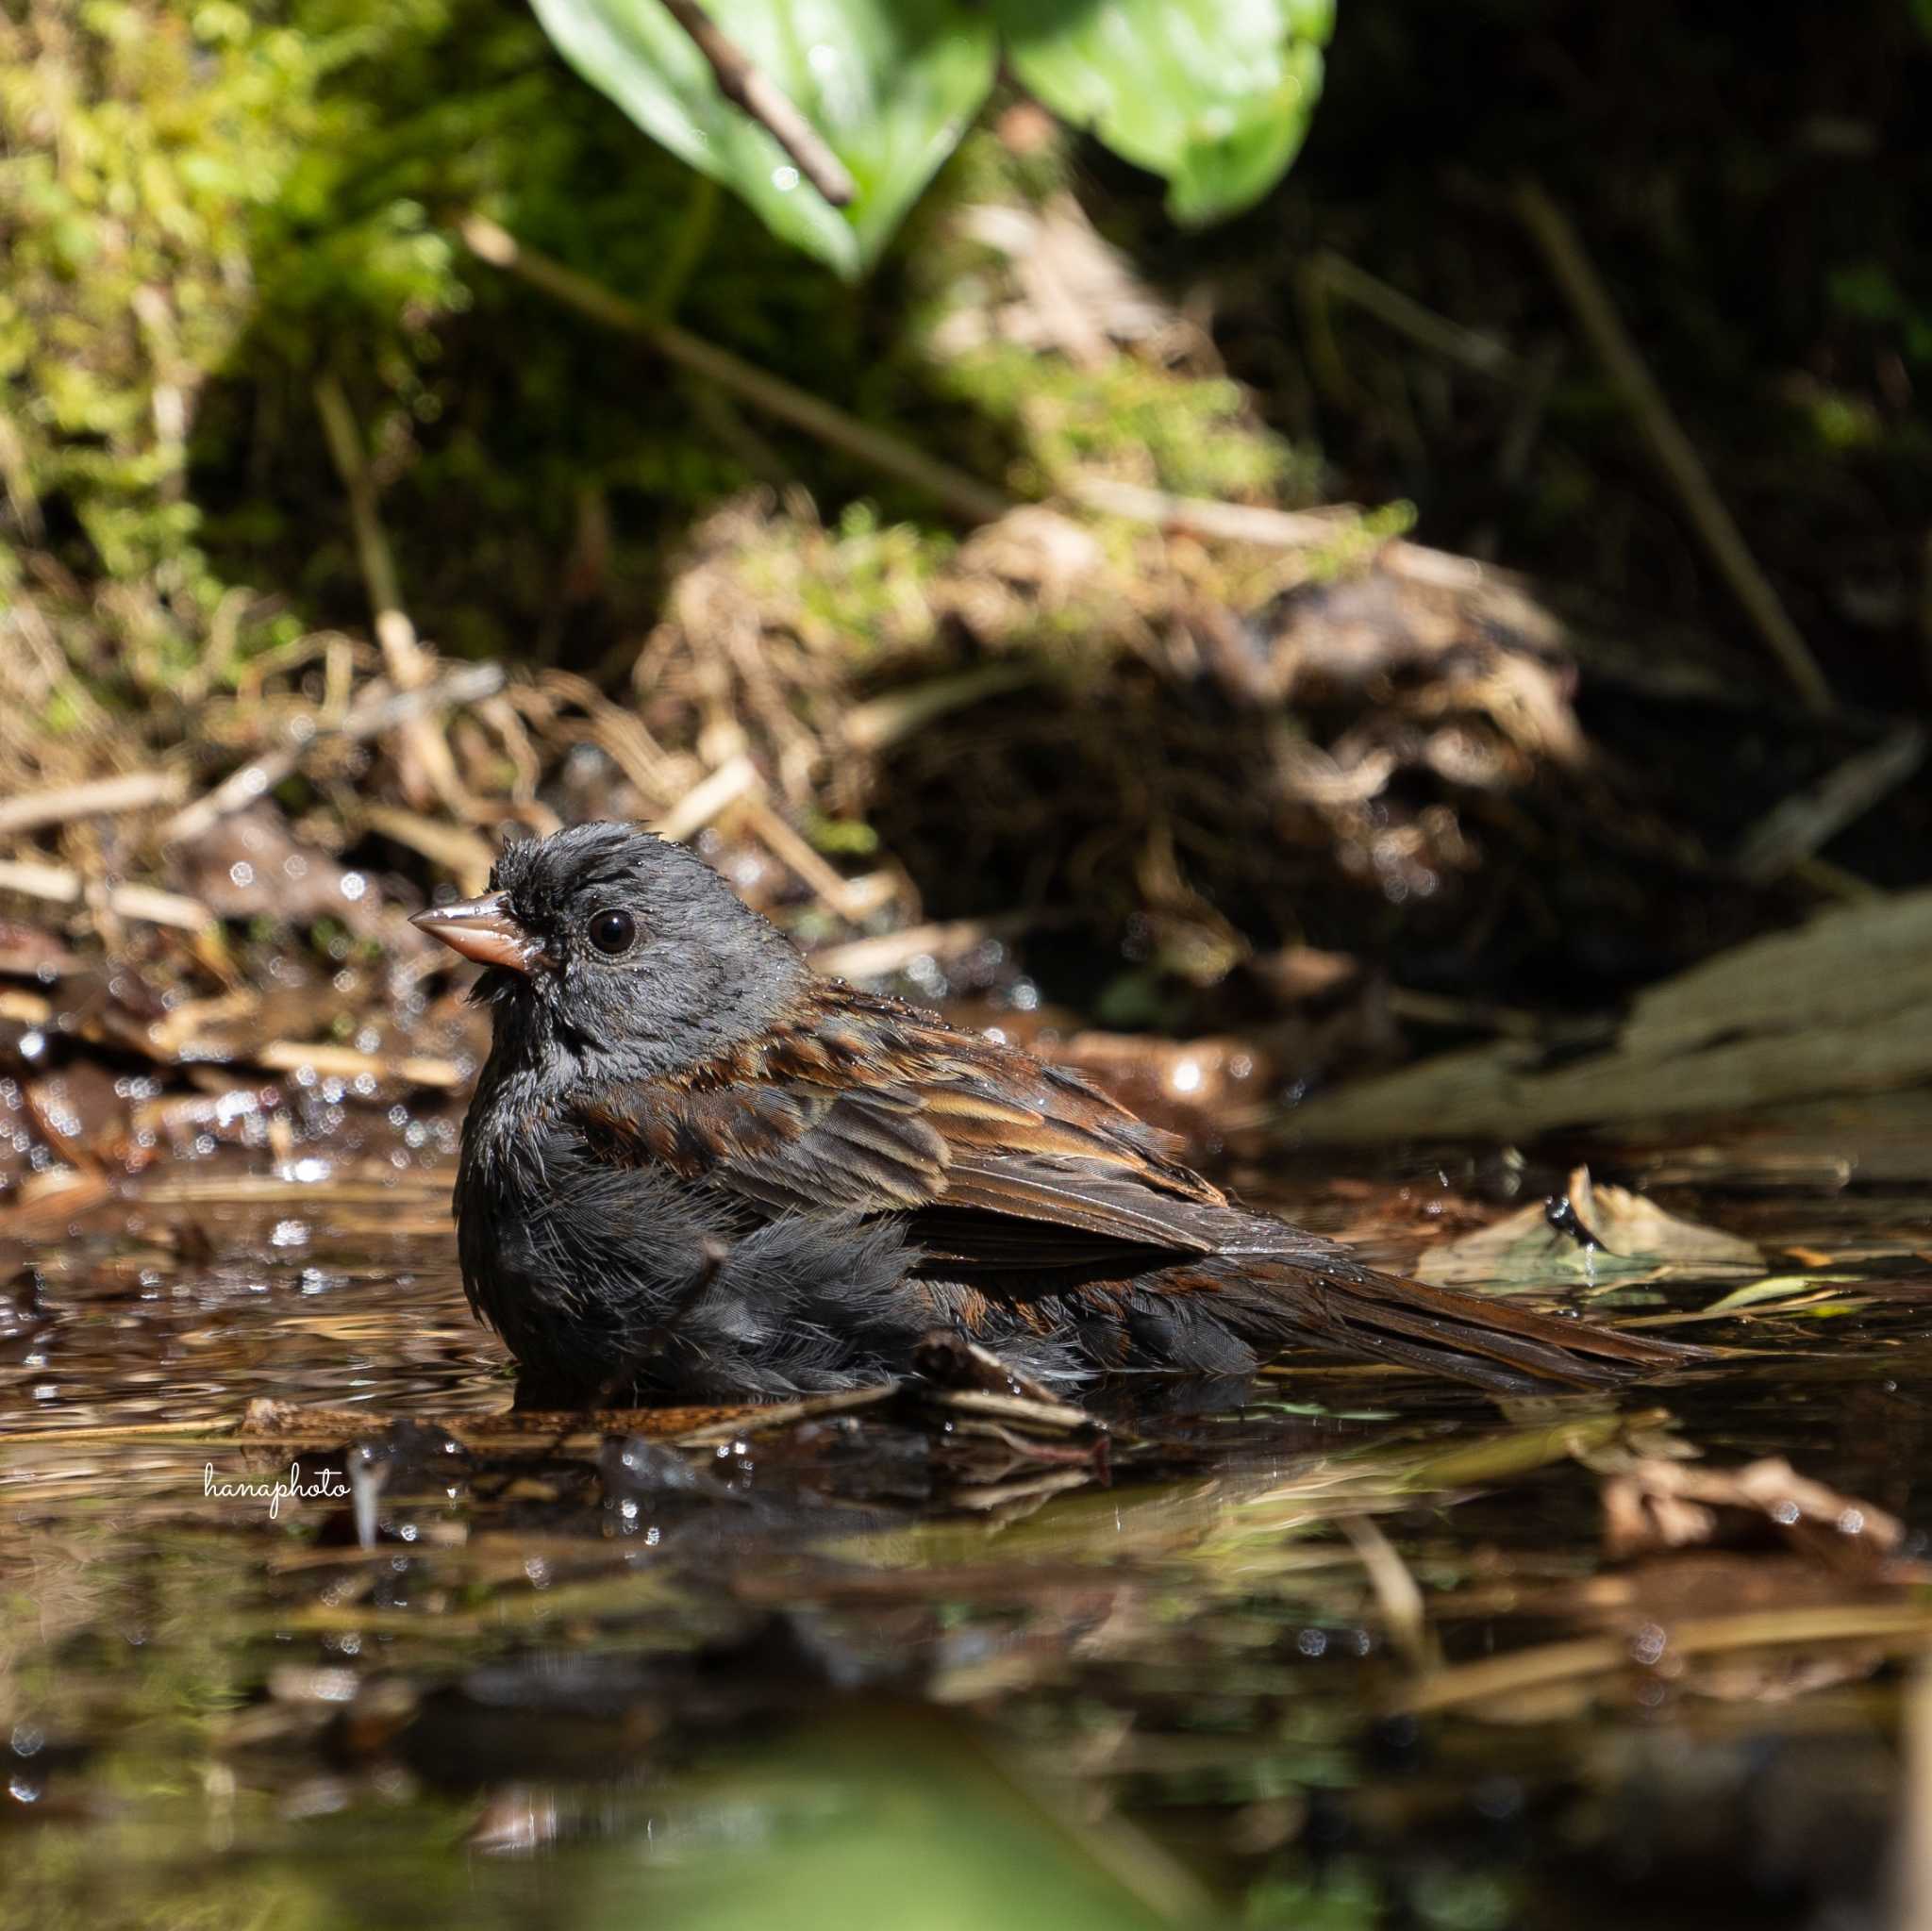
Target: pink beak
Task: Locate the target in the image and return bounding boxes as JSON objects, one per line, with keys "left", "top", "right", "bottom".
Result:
{"left": 409, "top": 892, "right": 547, "bottom": 974}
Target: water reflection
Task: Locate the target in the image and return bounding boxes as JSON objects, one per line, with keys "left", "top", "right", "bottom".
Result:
{"left": 3, "top": 1151, "right": 1931, "bottom": 1927}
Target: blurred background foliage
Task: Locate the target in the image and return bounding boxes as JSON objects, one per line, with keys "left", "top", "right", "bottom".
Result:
{"left": 1, "top": 0, "right": 1928, "bottom": 1028}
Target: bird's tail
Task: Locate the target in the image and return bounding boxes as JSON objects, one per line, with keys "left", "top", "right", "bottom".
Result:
{"left": 1135, "top": 1241, "right": 1700, "bottom": 1392}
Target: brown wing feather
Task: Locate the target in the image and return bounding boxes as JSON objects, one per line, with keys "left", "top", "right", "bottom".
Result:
{"left": 573, "top": 982, "right": 1224, "bottom": 1258}
{"left": 570, "top": 982, "right": 1697, "bottom": 1389}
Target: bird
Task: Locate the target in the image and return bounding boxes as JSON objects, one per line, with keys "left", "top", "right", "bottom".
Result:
{"left": 412, "top": 822, "right": 1693, "bottom": 1406}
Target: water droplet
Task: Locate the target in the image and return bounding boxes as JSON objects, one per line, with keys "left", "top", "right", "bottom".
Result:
{"left": 772, "top": 165, "right": 800, "bottom": 191}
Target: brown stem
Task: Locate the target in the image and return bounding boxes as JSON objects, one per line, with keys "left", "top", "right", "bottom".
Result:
{"left": 659, "top": 0, "right": 856, "bottom": 208}
{"left": 460, "top": 217, "right": 1012, "bottom": 525}
{"left": 1514, "top": 181, "right": 1834, "bottom": 714}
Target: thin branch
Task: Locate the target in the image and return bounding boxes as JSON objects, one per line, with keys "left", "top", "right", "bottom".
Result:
{"left": 1732, "top": 722, "right": 1925, "bottom": 883}
{"left": 658, "top": 0, "right": 855, "bottom": 208}
{"left": 649, "top": 751, "right": 762, "bottom": 843}
{"left": 312, "top": 374, "right": 465, "bottom": 807}
{"left": 1514, "top": 181, "right": 1834, "bottom": 714}
{"left": 810, "top": 911, "right": 1043, "bottom": 983}
{"left": 163, "top": 661, "right": 505, "bottom": 846}
{"left": 0, "top": 769, "right": 185, "bottom": 838}
{"left": 1070, "top": 475, "right": 1357, "bottom": 548}
{"left": 0, "top": 858, "right": 211, "bottom": 932}
{"left": 460, "top": 217, "right": 1012, "bottom": 525}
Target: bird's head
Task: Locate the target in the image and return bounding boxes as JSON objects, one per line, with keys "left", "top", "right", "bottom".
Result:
{"left": 411, "top": 822, "right": 808, "bottom": 1077}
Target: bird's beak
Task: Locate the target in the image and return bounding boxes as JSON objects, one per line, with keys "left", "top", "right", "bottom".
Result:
{"left": 409, "top": 892, "right": 547, "bottom": 974}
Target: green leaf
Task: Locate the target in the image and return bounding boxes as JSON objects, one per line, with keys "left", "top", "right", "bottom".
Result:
{"left": 526, "top": 0, "right": 996, "bottom": 276}
{"left": 997, "top": 0, "right": 1335, "bottom": 225}
{"left": 1700, "top": 1273, "right": 1861, "bottom": 1315}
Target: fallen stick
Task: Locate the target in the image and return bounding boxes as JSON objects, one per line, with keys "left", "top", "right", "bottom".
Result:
{"left": 649, "top": 752, "right": 761, "bottom": 843}
{"left": 658, "top": 0, "right": 854, "bottom": 207}
{"left": 163, "top": 660, "right": 505, "bottom": 846}
{"left": 313, "top": 373, "right": 464, "bottom": 808}
{"left": 811, "top": 912, "right": 1040, "bottom": 982}
{"left": 1514, "top": 181, "right": 1834, "bottom": 714}
{"left": 460, "top": 217, "right": 1012, "bottom": 525}
{"left": 1731, "top": 722, "right": 1926, "bottom": 882}
{"left": 0, "top": 769, "right": 185, "bottom": 838}
{"left": 0, "top": 858, "right": 211, "bottom": 932}
{"left": 250, "top": 1040, "right": 464, "bottom": 1090}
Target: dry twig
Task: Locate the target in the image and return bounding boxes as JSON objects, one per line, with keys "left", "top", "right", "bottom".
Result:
{"left": 250, "top": 1040, "right": 463, "bottom": 1090}
{"left": 1732, "top": 722, "right": 1925, "bottom": 883}
{"left": 1069, "top": 476, "right": 1353, "bottom": 549}
{"left": 312, "top": 374, "right": 466, "bottom": 807}
{"left": 0, "top": 769, "right": 185, "bottom": 838}
{"left": 1514, "top": 182, "right": 1834, "bottom": 713}
{"left": 460, "top": 218, "right": 1011, "bottom": 525}
{"left": 810, "top": 912, "right": 1040, "bottom": 982}
{"left": 163, "top": 661, "right": 504, "bottom": 846}
{"left": 658, "top": 0, "right": 855, "bottom": 207}
{"left": 0, "top": 857, "right": 210, "bottom": 932}
{"left": 650, "top": 752, "right": 761, "bottom": 842}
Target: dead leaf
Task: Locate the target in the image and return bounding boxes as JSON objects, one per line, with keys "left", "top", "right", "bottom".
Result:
{"left": 1601, "top": 1455, "right": 1906, "bottom": 1575}
{"left": 1415, "top": 1164, "right": 1760, "bottom": 1288}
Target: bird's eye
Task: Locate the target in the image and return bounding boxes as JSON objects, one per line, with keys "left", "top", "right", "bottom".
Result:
{"left": 587, "top": 908, "right": 637, "bottom": 956}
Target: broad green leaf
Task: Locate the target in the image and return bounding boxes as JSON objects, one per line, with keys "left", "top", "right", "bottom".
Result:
{"left": 998, "top": 0, "right": 1335, "bottom": 225}
{"left": 527, "top": 0, "right": 996, "bottom": 276}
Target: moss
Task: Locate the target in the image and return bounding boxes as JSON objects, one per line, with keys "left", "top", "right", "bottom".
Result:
{"left": 0, "top": 0, "right": 469, "bottom": 600}
{"left": 1, "top": 1, "right": 1325, "bottom": 720}
{"left": 939, "top": 342, "right": 1313, "bottom": 501}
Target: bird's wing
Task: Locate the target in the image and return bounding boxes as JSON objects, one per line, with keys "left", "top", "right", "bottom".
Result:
{"left": 572, "top": 985, "right": 1226, "bottom": 1270}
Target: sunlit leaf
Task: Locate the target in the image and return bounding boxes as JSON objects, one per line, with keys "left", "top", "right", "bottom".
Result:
{"left": 1415, "top": 1170, "right": 1761, "bottom": 1291}
{"left": 1701, "top": 1273, "right": 1864, "bottom": 1316}
{"left": 527, "top": 0, "right": 996, "bottom": 275}
{"left": 997, "top": 0, "right": 1335, "bottom": 225}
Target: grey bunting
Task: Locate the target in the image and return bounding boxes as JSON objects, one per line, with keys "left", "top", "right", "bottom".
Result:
{"left": 415, "top": 822, "right": 1698, "bottom": 1404}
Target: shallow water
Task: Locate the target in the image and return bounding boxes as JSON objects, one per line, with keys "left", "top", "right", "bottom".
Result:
{"left": 4, "top": 1122, "right": 1931, "bottom": 1930}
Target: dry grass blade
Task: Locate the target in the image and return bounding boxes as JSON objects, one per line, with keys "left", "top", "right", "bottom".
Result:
{"left": 1733, "top": 722, "right": 1926, "bottom": 882}
{"left": 312, "top": 372, "right": 463, "bottom": 810}
{"left": 1399, "top": 1603, "right": 1932, "bottom": 1715}
{"left": 1339, "top": 1511, "right": 1431, "bottom": 1669}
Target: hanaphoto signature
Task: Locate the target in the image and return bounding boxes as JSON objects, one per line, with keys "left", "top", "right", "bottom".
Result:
{"left": 204, "top": 1462, "right": 349, "bottom": 1520}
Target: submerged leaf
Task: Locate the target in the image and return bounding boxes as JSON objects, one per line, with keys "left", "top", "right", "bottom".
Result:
{"left": 1416, "top": 1165, "right": 1760, "bottom": 1290}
